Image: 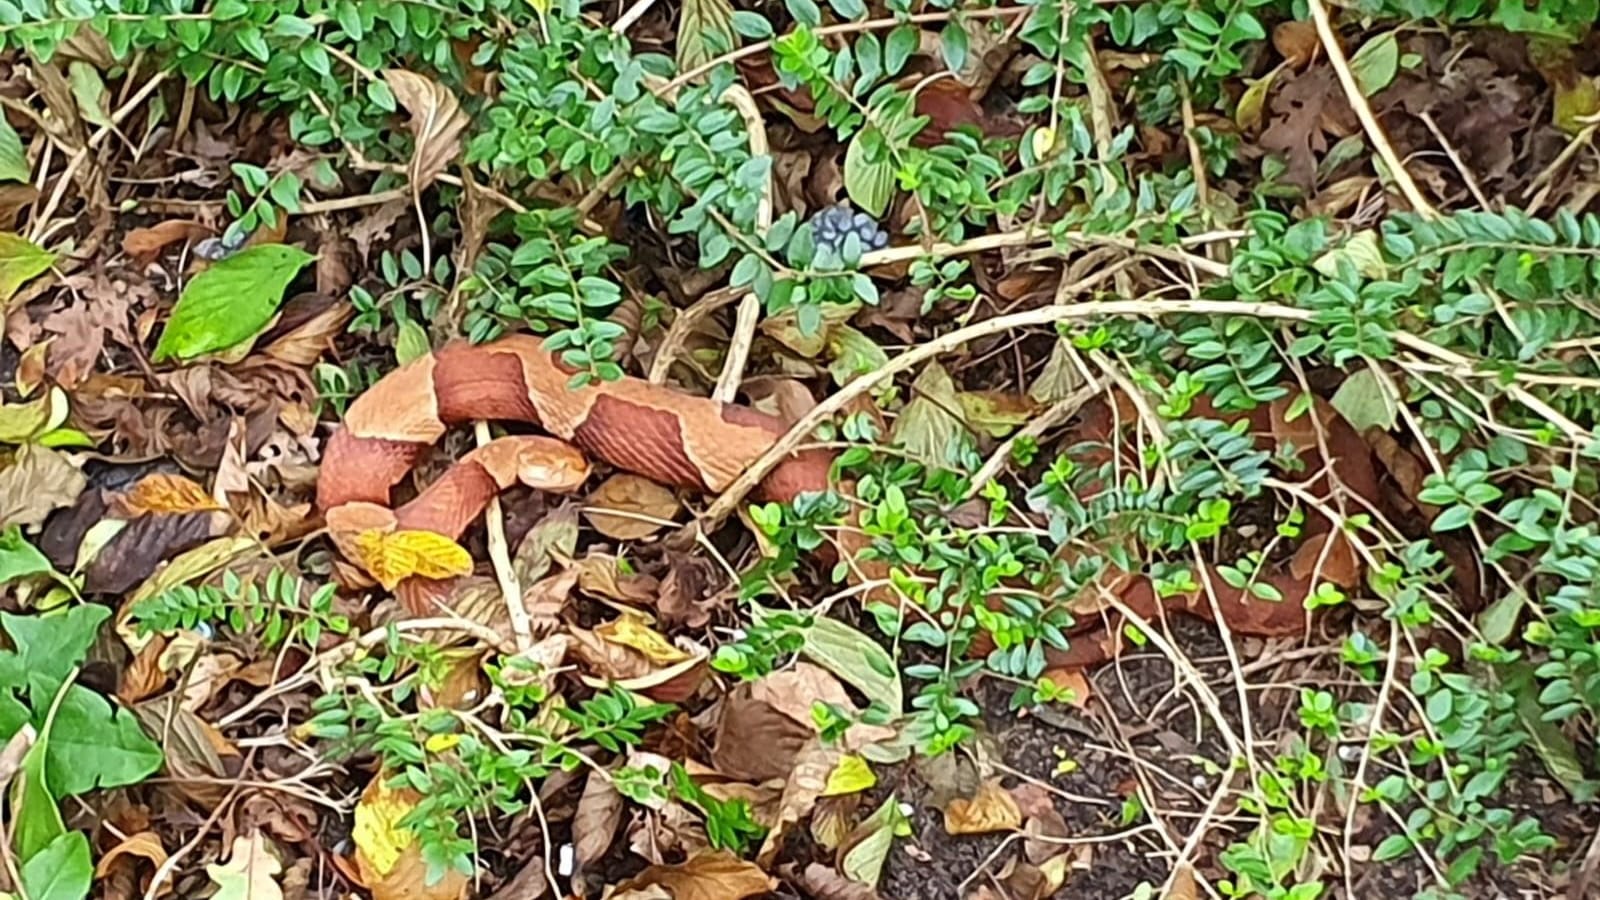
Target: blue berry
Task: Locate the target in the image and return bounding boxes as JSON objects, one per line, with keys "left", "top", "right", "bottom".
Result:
{"left": 805, "top": 202, "right": 890, "bottom": 257}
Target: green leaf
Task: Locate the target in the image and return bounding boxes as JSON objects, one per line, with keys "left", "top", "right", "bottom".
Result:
{"left": 0, "top": 606, "right": 108, "bottom": 699}
{"left": 829, "top": 0, "right": 865, "bottom": 20}
{"left": 940, "top": 21, "right": 969, "bottom": 74}
{"left": 44, "top": 685, "right": 163, "bottom": 797}
{"left": 20, "top": 830, "right": 89, "bottom": 900}
{"left": 0, "top": 526, "right": 52, "bottom": 586}
{"left": 1372, "top": 833, "right": 1412, "bottom": 862}
{"left": 843, "top": 129, "right": 894, "bottom": 218}
{"left": 66, "top": 62, "right": 112, "bottom": 129}
{"left": 1329, "top": 368, "right": 1397, "bottom": 433}
{"left": 0, "top": 233, "right": 56, "bottom": 305}
{"left": 730, "top": 10, "right": 773, "bottom": 38}
{"left": 11, "top": 730, "right": 63, "bottom": 864}
{"left": 152, "top": 244, "right": 315, "bottom": 362}
{"left": 767, "top": 605, "right": 902, "bottom": 715}
{"left": 885, "top": 25, "right": 917, "bottom": 76}
{"left": 1349, "top": 32, "right": 1399, "bottom": 96}
{"left": 394, "top": 319, "right": 430, "bottom": 364}
{"left": 0, "top": 114, "right": 29, "bottom": 183}
{"left": 785, "top": 0, "right": 821, "bottom": 27}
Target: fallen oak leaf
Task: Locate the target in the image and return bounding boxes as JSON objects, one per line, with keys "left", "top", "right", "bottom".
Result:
{"left": 944, "top": 778, "right": 1022, "bottom": 835}
{"left": 206, "top": 832, "right": 283, "bottom": 900}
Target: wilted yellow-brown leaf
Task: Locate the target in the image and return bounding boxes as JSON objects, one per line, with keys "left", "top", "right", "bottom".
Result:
{"left": 614, "top": 850, "right": 774, "bottom": 900}
{"left": 116, "top": 472, "right": 223, "bottom": 516}
{"left": 353, "top": 775, "right": 469, "bottom": 900}
{"left": 383, "top": 69, "right": 470, "bottom": 190}
{"left": 584, "top": 474, "right": 681, "bottom": 540}
{"left": 596, "top": 611, "right": 689, "bottom": 665}
{"left": 95, "top": 830, "right": 168, "bottom": 878}
{"left": 944, "top": 779, "right": 1022, "bottom": 835}
{"left": 352, "top": 529, "right": 474, "bottom": 590}
{"left": 206, "top": 832, "right": 283, "bottom": 900}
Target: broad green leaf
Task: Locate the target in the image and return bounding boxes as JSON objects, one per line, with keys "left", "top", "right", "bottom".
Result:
{"left": 1506, "top": 663, "right": 1597, "bottom": 802}
{"left": 1330, "top": 368, "right": 1397, "bottom": 433}
{"left": 891, "top": 362, "right": 971, "bottom": 468}
{"left": 0, "top": 606, "right": 109, "bottom": 699}
{"left": 1372, "top": 833, "right": 1412, "bottom": 862}
{"left": 67, "top": 62, "right": 113, "bottom": 129}
{"left": 677, "top": 0, "right": 735, "bottom": 73}
{"left": 0, "top": 115, "right": 29, "bottom": 183}
{"left": 0, "top": 386, "right": 70, "bottom": 444}
{"left": 44, "top": 685, "right": 163, "bottom": 796}
{"left": 940, "top": 21, "right": 969, "bottom": 74}
{"left": 0, "top": 234, "right": 56, "bottom": 305}
{"left": 787, "top": 608, "right": 902, "bottom": 715}
{"left": 19, "top": 830, "right": 89, "bottom": 900}
{"left": 1349, "top": 32, "right": 1398, "bottom": 96}
{"left": 843, "top": 129, "right": 894, "bottom": 218}
{"left": 885, "top": 25, "right": 917, "bottom": 76}
{"left": 10, "top": 728, "right": 62, "bottom": 863}
{"left": 0, "top": 527, "right": 53, "bottom": 587}
{"left": 839, "top": 795, "right": 908, "bottom": 886}
{"left": 152, "top": 244, "right": 315, "bottom": 362}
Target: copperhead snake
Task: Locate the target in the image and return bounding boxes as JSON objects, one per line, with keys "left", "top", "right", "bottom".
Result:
{"left": 315, "top": 334, "right": 1406, "bottom": 672}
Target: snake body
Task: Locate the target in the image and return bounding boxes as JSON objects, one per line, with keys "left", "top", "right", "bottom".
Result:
{"left": 316, "top": 335, "right": 1390, "bottom": 668}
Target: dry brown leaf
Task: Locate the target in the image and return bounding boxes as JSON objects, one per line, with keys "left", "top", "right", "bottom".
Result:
{"left": 567, "top": 625, "right": 655, "bottom": 682}
{"left": 1166, "top": 863, "right": 1198, "bottom": 900}
{"left": 614, "top": 850, "right": 775, "bottom": 900}
{"left": 114, "top": 472, "right": 223, "bottom": 516}
{"left": 353, "top": 776, "right": 470, "bottom": 900}
{"left": 1273, "top": 20, "right": 1319, "bottom": 68}
{"left": 570, "top": 552, "right": 659, "bottom": 605}
{"left": 1022, "top": 809, "right": 1070, "bottom": 865}
{"left": 757, "top": 740, "right": 838, "bottom": 864}
{"left": 350, "top": 200, "right": 409, "bottom": 260}
{"left": 944, "top": 779, "right": 1023, "bottom": 835}
{"left": 0, "top": 444, "right": 86, "bottom": 528}
{"left": 95, "top": 829, "right": 169, "bottom": 879}
{"left": 315, "top": 231, "right": 356, "bottom": 296}
{"left": 384, "top": 69, "right": 470, "bottom": 189}
{"left": 786, "top": 862, "right": 883, "bottom": 900}
{"left": 351, "top": 529, "right": 474, "bottom": 590}
{"left": 1288, "top": 529, "right": 1360, "bottom": 587}
{"left": 15, "top": 340, "right": 47, "bottom": 397}
{"left": 584, "top": 474, "right": 681, "bottom": 540}
{"left": 260, "top": 299, "right": 352, "bottom": 367}
{"left": 713, "top": 690, "right": 812, "bottom": 782}
{"left": 574, "top": 770, "right": 624, "bottom": 871}
{"left": 123, "top": 220, "right": 211, "bottom": 262}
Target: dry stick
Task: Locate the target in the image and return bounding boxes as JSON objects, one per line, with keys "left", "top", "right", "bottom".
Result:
{"left": 964, "top": 383, "right": 1100, "bottom": 498}
{"left": 709, "top": 83, "right": 773, "bottom": 404}
{"left": 476, "top": 421, "right": 530, "bottom": 652}
{"left": 1307, "top": 0, "right": 1436, "bottom": 219}
{"left": 1342, "top": 618, "right": 1403, "bottom": 899}
{"left": 1419, "top": 111, "right": 1492, "bottom": 211}
{"left": 1525, "top": 116, "right": 1599, "bottom": 217}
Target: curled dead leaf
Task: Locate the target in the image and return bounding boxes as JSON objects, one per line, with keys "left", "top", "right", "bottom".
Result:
{"left": 123, "top": 219, "right": 212, "bottom": 262}
{"left": 1273, "top": 20, "right": 1319, "bottom": 69}
{"left": 574, "top": 770, "right": 624, "bottom": 871}
{"left": 596, "top": 611, "right": 690, "bottom": 665}
{"left": 944, "top": 779, "right": 1022, "bottom": 835}
{"left": 584, "top": 474, "right": 681, "bottom": 540}
{"left": 384, "top": 69, "right": 470, "bottom": 189}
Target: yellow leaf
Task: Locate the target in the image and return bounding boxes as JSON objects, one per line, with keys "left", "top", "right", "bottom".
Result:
{"left": 596, "top": 611, "right": 689, "bottom": 665}
{"left": 424, "top": 733, "right": 460, "bottom": 754}
{"left": 1235, "top": 66, "right": 1281, "bottom": 131}
{"left": 822, "top": 754, "right": 875, "bottom": 796}
{"left": 352, "top": 529, "right": 473, "bottom": 590}
{"left": 0, "top": 386, "right": 68, "bottom": 444}
{"left": 1030, "top": 126, "right": 1056, "bottom": 160}
{"left": 353, "top": 776, "right": 470, "bottom": 900}
{"left": 206, "top": 832, "right": 283, "bottom": 900}
{"left": 943, "top": 779, "right": 1022, "bottom": 835}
